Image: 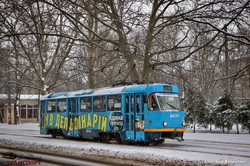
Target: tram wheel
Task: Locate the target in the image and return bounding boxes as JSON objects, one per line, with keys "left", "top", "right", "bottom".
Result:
{"left": 121, "top": 140, "right": 130, "bottom": 145}
{"left": 51, "top": 131, "right": 56, "bottom": 138}
{"left": 149, "top": 139, "right": 165, "bottom": 146}
{"left": 100, "top": 133, "right": 110, "bottom": 143}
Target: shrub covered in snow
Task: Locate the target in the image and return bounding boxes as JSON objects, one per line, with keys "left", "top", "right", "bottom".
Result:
{"left": 212, "top": 94, "right": 234, "bottom": 133}
{"left": 236, "top": 103, "right": 250, "bottom": 133}
{"left": 183, "top": 92, "right": 250, "bottom": 134}
{"left": 183, "top": 90, "right": 210, "bottom": 133}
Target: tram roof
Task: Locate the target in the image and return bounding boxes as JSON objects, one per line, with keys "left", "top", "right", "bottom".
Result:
{"left": 41, "top": 84, "right": 179, "bottom": 100}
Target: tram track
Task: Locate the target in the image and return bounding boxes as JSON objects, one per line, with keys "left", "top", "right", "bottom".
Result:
{"left": 0, "top": 132, "right": 51, "bottom": 138}
{"left": 0, "top": 147, "right": 114, "bottom": 166}
{"left": 154, "top": 140, "right": 250, "bottom": 159}
{"left": 155, "top": 145, "right": 250, "bottom": 159}
{"left": 184, "top": 140, "right": 250, "bottom": 153}
{"left": 186, "top": 139, "right": 250, "bottom": 147}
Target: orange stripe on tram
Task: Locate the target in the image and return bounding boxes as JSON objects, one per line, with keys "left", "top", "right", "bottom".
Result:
{"left": 144, "top": 128, "right": 186, "bottom": 132}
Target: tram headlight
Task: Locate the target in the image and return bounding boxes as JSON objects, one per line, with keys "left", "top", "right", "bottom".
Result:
{"left": 181, "top": 121, "right": 186, "bottom": 126}
{"left": 163, "top": 121, "right": 168, "bottom": 127}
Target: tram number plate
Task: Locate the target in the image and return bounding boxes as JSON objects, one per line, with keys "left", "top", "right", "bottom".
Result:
{"left": 170, "top": 114, "right": 179, "bottom": 118}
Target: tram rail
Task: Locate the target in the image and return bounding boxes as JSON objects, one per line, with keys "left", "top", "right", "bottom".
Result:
{"left": 0, "top": 147, "right": 119, "bottom": 166}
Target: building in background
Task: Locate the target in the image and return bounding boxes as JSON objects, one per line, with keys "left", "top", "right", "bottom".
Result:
{"left": 0, "top": 94, "right": 39, "bottom": 123}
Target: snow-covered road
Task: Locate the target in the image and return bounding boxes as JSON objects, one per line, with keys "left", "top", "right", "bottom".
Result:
{"left": 0, "top": 123, "right": 249, "bottom": 166}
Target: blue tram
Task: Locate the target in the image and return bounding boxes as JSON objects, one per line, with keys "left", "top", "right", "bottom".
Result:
{"left": 40, "top": 83, "right": 186, "bottom": 145}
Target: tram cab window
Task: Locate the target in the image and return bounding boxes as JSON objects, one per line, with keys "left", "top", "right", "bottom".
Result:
{"left": 80, "top": 97, "right": 92, "bottom": 112}
{"left": 48, "top": 100, "right": 56, "bottom": 113}
{"left": 148, "top": 93, "right": 181, "bottom": 111}
{"left": 94, "top": 96, "right": 106, "bottom": 112}
{"left": 108, "top": 95, "right": 121, "bottom": 111}
{"left": 148, "top": 94, "right": 160, "bottom": 111}
{"left": 57, "top": 99, "right": 66, "bottom": 112}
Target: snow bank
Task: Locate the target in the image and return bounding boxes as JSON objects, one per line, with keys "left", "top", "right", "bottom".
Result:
{"left": 0, "top": 135, "right": 221, "bottom": 166}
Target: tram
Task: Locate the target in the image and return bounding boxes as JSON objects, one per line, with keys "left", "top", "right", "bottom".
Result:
{"left": 40, "top": 83, "right": 186, "bottom": 145}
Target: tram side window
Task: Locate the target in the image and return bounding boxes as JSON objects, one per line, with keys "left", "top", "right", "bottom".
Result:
{"left": 125, "top": 96, "right": 129, "bottom": 113}
{"left": 80, "top": 97, "right": 92, "bottom": 112}
{"left": 48, "top": 100, "right": 56, "bottom": 113}
{"left": 108, "top": 95, "right": 121, "bottom": 111}
{"left": 94, "top": 96, "right": 106, "bottom": 112}
{"left": 136, "top": 96, "right": 140, "bottom": 113}
{"left": 57, "top": 99, "right": 66, "bottom": 112}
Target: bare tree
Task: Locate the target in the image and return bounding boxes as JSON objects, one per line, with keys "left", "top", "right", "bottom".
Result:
{"left": 1, "top": 0, "right": 249, "bottom": 103}
{"left": 1, "top": 0, "right": 78, "bottom": 95}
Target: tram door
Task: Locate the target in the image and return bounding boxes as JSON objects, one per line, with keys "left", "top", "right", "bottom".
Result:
{"left": 68, "top": 98, "right": 78, "bottom": 136}
{"left": 40, "top": 101, "right": 46, "bottom": 133}
{"left": 125, "top": 94, "right": 144, "bottom": 140}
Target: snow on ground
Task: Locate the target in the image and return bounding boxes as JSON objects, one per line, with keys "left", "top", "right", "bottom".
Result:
{"left": 185, "top": 131, "right": 250, "bottom": 145}
{"left": 0, "top": 123, "right": 250, "bottom": 166}
{"left": 184, "top": 125, "right": 250, "bottom": 144}
{"left": 0, "top": 123, "right": 39, "bottom": 130}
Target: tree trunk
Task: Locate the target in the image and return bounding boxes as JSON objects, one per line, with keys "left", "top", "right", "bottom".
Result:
{"left": 7, "top": 93, "right": 12, "bottom": 124}
{"left": 0, "top": 110, "right": 3, "bottom": 123}
{"left": 14, "top": 102, "right": 17, "bottom": 124}
{"left": 224, "top": 27, "right": 230, "bottom": 95}
{"left": 119, "top": 38, "right": 139, "bottom": 82}
{"left": 87, "top": 46, "right": 96, "bottom": 89}
{"left": 236, "top": 124, "right": 239, "bottom": 134}
{"left": 193, "top": 122, "right": 196, "bottom": 133}
{"left": 142, "top": 57, "right": 152, "bottom": 83}
{"left": 14, "top": 82, "right": 21, "bottom": 124}
{"left": 108, "top": 1, "right": 140, "bottom": 82}
{"left": 87, "top": 13, "right": 96, "bottom": 89}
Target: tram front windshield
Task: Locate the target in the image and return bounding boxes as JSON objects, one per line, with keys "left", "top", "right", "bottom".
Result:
{"left": 149, "top": 93, "right": 181, "bottom": 111}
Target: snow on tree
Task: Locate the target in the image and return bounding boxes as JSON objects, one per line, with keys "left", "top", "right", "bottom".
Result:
{"left": 212, "top": 94, "right": 235, "bottom": 133}
{"left": 236, "top": 102, "right": 250, "bottom": 133}
{"left": 183, "top": 90, "right": 209, "bottom": 133}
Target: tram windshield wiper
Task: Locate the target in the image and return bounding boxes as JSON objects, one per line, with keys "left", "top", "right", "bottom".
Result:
{"left": 165, "top": 102, "right": 180, "bottom": 111}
